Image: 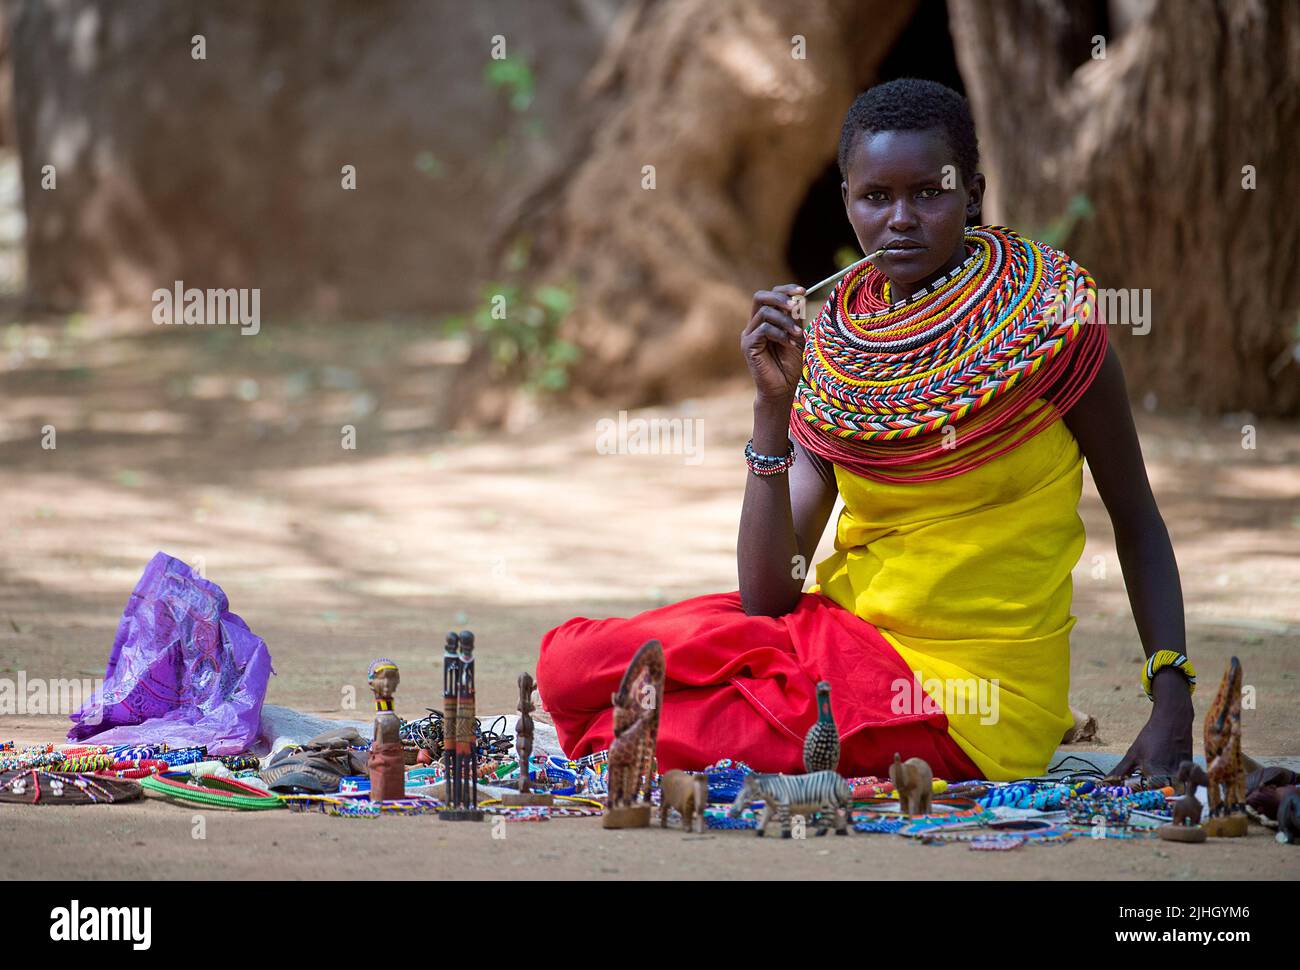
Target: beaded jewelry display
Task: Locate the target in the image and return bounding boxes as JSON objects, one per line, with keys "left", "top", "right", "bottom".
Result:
{"left": 140, "top": 773, "right": 282, "bottom": 810}
{"left": 850, "top": 796, "right": 994, "bottom": 837}
{"left": 1064, "top": 823, "right": 1159, "bottom": 840}
{"left": 94, "top": 759, "right": 169, "bottom": 780}
{"left": 0, "top": 769, "right": 143, "bottom": 804}
{"left": 0, "top": 749, "right": 65, "bottom": 772}
{"left": 152, "top": 746, "right": 208, "bottom": 768}
{"left": 852, "top": 816, "right": 908, "bottom": 834}
{"left": 703, "top": 758, "right": 754, "bottom": 803}
{"left": 969, "top": 835, "right": 1028, "bottom": 851}
{"left": 704, "top": 805, "right": 758, "bottom": 830}
{"left": 480, "top": 795, "right": 603, "bottom": 820}
{"left": 282, "top": 793, "right": 442, "bottom": 818}
{"left": 398, "top": 709, "right": 515, "bottom": 761}
{"left": 108, "top": 743, "right": 169, "bottom": 761}
{"left": 60, "top": 755, "right": 116, "bottom": 773}
{"left": 915, "top": 819, "right": 1074, "bottom": 845}
{"left": 898, "top": 806, "right": 998, "bottom": 837}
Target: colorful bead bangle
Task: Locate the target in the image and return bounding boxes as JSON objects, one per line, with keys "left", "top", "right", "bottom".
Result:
{"left": 744, "top": 439, "right": 797, "bottom": 477}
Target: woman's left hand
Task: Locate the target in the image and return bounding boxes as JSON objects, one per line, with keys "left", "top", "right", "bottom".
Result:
{"left": 1111, "top": 673, "right": 1194, "bottom": 785}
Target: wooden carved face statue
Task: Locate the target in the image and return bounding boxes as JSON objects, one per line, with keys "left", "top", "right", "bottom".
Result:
{"left": 368, "top": 659, "right": 400, "bottom": 701}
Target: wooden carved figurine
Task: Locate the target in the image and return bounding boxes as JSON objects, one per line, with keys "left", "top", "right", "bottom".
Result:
{"left": 367, "top": 659, "right": 405, "bottom": 802}
{"left": 728, "top": 771, "right": 852, "bottom": 838}
{"left": 501, "top": 671, "right": 553, "bottom": 807}
{"left": 439, "top": 630, "right": 484, "bottom": 821}
{"left": 1177, "top": 760, "right": 1208, "bottom": 797}
{"left": 603, "top": 639, "right": 665, "bottom": 829}
{"left": 1202, "top": 657, "right": 1247, "bottom": 837}
{"left": 440, "top": 632, "right": 459, "bottom": 798}
{"left": 659, "top": 770, "right": 708, "bottom": 834}
{"left": 1173, "top": 792, "right": 1203, "bottom": 827}
{"left": 803, "top": 681, "right": 840, "bottom": 774}
{"left": 1158, "top": 758, "right": 1209, "bottom": 842}
{"left": 890, "top": 753, "right": 933, "bottom": 816}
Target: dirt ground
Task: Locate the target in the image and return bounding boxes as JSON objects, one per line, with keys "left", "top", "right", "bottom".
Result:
{"left": 1, "top": 313, "right": 1297, "bottom": 880}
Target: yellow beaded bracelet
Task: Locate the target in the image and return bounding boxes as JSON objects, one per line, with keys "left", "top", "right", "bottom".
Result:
{"left": 1141, "top": 650, "right": 1196, "bottom": 700}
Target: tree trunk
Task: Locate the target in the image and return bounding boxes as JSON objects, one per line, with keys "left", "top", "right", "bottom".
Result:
{"left": 452, "top": 0, "right": 917, "bottom": 426}
{"left": 11, "top": 0, "right": 615, "bottom": 316}
{"left": 949, "top": 0, "right": 1300, "bottom": 417}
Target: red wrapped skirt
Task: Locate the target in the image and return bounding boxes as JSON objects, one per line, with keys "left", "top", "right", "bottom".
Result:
{"left": 536, "top": 590, "right": 982, "bottom": 779}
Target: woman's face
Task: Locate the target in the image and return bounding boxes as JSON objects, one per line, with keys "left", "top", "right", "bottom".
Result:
{"left": 841, "top": 128, "right": 985, "bottom": 299}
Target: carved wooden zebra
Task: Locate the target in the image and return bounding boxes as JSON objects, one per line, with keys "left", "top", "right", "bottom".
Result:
{"left": 728, "top": 770, "right": 851, "bottom": 837}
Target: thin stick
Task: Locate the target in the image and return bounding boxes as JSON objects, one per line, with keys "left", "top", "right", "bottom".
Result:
{"left": 803, "top": 248, "right": 886, "bottom": 297}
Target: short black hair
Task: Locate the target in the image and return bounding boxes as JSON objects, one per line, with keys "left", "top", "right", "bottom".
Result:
{"left": 837, "top": 78, "right": 979, "bottom": 185}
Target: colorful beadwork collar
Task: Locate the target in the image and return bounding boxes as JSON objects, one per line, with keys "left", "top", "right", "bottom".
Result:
{"left": 791, "top": 225, "right": 1108, "bottom": 483}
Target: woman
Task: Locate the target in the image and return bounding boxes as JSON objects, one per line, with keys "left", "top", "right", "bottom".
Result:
{"left": 536, "top": 78, "right": 1194, "bottom": 783}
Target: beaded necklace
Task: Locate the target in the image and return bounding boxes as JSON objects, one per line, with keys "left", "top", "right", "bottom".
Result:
{"left": 915, "top": 819, "right": 1074, "bottom": 845}
{"left": 704, "top": 805, "right": 758, "bottom": 830}
{"left": 479, "top": 795, "right": 604, "bottom": 820}
{"left": 94, "top": 759, "right": 169, "bottom": 780}
{"left": 281, "top": 792, "right": 441, "bottom": 817}
{"left": 791, "top": 225, "right": 1107, "bottom": 483}
{"left": 141, "top": 773, "right": 282, "bottom": 810}
{"left": 0, "top": 768, "right": 142, "bottom": 804}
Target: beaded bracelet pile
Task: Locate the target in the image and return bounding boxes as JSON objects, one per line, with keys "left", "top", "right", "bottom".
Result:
{"left": 704, "top": 758, "right": 754, "bottom": 803}
{"left": 744, "top": 439, "right": 796, "bottom": 477}
{"left": 152, "top": 746, "right": 208, "bottom": 768}
{"left": 60, "top": 755, "right": 116, "bottom": 773}
{"left": 94, "top": 759, "right": 169, "bottom": 780}
{"left": 704, "top": 805, "right": 758, "bottom": 830}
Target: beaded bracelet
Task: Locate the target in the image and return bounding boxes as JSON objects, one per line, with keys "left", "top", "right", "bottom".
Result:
{"left": 95, "top": 759, "right": 169, "bottom": 780}
{"left": 153, "top": 746, "right": 207, "bottom": 768}
{"left": 744, "top": 439, "right": 796, "bottom": 477}
{"left": 1141, "top": 650, "right": 1197, "bottom": 700}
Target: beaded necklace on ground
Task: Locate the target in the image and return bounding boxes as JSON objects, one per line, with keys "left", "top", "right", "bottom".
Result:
{"left": 791, "top": 225, "right": 1107, "bottom": 483}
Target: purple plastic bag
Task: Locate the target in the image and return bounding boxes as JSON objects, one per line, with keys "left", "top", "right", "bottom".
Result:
{"left": 67, "top": 552, "right": 274, "bottom": 755}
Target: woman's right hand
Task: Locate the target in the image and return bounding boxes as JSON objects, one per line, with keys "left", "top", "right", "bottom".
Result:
{"left": 742, "top": 284, "right": 807, "bottom": 404}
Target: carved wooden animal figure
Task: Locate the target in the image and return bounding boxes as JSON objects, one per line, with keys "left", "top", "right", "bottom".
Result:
{"left": 1177, "top": 760, "right": 1208, "bottom": 797}
{"left": 606, "top": 640, "right": 665, "bottom": 811}
{"left": 728, "top": 771, "right": 851, "bottom": 838}
{"left": 659, "top": 769, "right": 708, "bottom": 833}
{"left": 803, "top": 681, "right": 840, "bottom": 774}
{"left": 1204, "top": 657, "right": 1245, "bottom": 818}
{"left": 890, "top": 753, "right": 933, "bottom": 816}
{"left": 1172, "top": 792, "right": 1203, "bottom": 827}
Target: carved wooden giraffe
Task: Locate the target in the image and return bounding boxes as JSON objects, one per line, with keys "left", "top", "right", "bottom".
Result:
{"left": 606, "top": 639, "right": 665, "bottom": 813}
{"left": 1204, "top": 657, "right": 1244, "bottom": 818}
